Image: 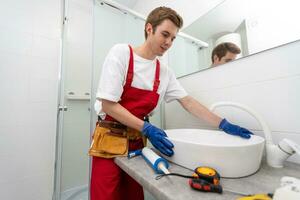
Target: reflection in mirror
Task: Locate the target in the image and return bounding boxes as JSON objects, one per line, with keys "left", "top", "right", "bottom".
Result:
{"left": 181, "top": 0, "right": 300, "bottom": 70}
{"left": 168, "top": 36, "right": 206, "bottom": 77}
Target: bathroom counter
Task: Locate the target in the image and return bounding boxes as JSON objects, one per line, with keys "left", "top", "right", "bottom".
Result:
{"left": 115, "top": 155, "right": 300, "bottom": 200}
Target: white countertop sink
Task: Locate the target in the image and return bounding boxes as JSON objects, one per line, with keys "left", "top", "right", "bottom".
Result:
{"left": 163, "top": 129, "right": 265, "bottom": 178}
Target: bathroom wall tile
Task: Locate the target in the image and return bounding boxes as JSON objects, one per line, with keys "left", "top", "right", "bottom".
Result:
{"left": 0, "top": 53, "right": 30, "bottom": 127}
{"left": 25, "top": 124, "right": 56, "bottom": 171}
{"left": 0, "top": 0, "right": 61, "bottom": 199}
{"left": 23, "top": 102, "right": 58, "bottom": 128}
{"left": 165, "top": 89, "right": 233, "bottom": 129}
{"left": 0, "top": 27, "right": 33, "bottom": 55}
{"left": 0, "top": 170, "right": 54, "bottom": 200}
{"left": 30, "top": 56, "right": 60, "bottom": 80}
{"left": 0, "top": 123, "right": 55, "bottom": 200}
{"left": 0, "top": 0, "right": 34, "bottom": 33}
{"left": 229, "top": 75, "right": 300, "bottom": 133}
{"left": 31, "top": 36, "right": 61, "bottom": 60}
{"left": 179, "top": 68, "right": 229, "bottom": 92}
{"left": 32, "top": 0, "right": 61, "bottom": 39}
{"left": 0, "top": 35, "right": 59, "bottom": 200}
{"left": 0, "top": 125, "right": 30, "bottom": 183}
{"left": 29, "top": 78, "right": 58, "bottom": 103}
{"left": 165, "top": 100, "right": 197, "bottom": 129}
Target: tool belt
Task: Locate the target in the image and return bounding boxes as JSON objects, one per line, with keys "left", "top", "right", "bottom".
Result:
{"left": 88, "top": 120, "right": 146, "bottom": 158}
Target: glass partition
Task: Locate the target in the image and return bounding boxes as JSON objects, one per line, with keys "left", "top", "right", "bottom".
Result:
{"left": 54, "top": 0, "right": 92, "bottom": 200}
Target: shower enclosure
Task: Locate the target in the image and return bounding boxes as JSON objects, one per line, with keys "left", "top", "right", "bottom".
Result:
{"left": 53, "top": 1, "right": 203, "bottom": 200}
{"left": 53, "top": 0, "right": 92, "bottom": 199}
{"left": 53, "top": 1, "right": 151, "bottom": 200}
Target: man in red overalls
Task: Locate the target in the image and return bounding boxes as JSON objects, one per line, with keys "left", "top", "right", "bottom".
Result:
{"left": 90, "top": 7, "right": 253, "bottom": 200}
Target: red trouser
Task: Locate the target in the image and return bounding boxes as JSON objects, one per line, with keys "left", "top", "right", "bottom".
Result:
{"left": 90, "top": 139, "right": 144, "bottom": 200}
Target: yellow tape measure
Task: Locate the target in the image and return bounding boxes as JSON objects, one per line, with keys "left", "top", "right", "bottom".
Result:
{"left": 192, "top": 166, "right": 220, "bottom": 185}
{"left": 193, "top": 167, "right": 273, "bottom": 199}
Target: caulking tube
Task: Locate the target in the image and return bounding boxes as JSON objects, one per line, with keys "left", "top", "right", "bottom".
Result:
{"left": 142, "top": 147, "right": 170, "bottom": 174}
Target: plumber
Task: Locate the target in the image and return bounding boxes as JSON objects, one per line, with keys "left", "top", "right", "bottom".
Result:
{"left": 89, "top": 6, "right": 253, "bottom": 200}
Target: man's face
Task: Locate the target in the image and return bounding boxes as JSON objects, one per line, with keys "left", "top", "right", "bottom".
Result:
{"left": 146, "top": 19, "right": 178, "bottom": 56}
{"left": 213, "top": 52, "right": 237, "bottom": 66}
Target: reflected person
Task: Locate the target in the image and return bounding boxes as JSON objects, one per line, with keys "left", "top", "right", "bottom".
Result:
{"left": 211, "top": 42, "right": 241, "bottom": 67}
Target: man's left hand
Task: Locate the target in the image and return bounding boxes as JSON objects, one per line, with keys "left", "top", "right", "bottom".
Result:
{"left": 219, "top": 118, "right": 253, "bottom": 139}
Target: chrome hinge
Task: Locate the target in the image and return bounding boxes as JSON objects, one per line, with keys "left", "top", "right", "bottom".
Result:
{"left": 58, "top": 105, "right": 68, "bottom": 111}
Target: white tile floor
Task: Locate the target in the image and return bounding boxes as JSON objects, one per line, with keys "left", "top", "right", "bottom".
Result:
{"left": 61, "top": 186, "right": 88, "bottom": 200}
{"left": 60, "top": 188, "right": 156, "bottom": 200}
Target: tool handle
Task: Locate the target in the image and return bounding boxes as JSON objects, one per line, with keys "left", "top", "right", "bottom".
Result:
{"left": 128, "top": 149, "right": 142, "bottom": 159}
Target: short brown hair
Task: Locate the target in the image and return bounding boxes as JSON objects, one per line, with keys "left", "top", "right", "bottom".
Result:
{"left": 144, "top": 7, "right": 183, "bottom": 39}
{"left": 211, "top": 42, "right": 241, "bottom": 62}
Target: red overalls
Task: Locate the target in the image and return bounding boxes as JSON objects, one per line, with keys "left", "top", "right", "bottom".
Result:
{"left": 90, "top": 45, "right": 160, "bottom": 200}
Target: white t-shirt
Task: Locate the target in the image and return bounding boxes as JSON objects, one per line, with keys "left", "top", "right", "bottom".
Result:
{"left": 95, "top": 43, "right": 187, "bottom": 118}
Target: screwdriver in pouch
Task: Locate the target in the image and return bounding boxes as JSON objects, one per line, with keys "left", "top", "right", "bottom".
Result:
{"left": 127, "top": 149, "right": 142, "bottom": 159}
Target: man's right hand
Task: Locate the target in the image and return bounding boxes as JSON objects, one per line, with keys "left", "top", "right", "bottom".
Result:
{"left": 142, "top": 122, "right": 174, "bottom": 156}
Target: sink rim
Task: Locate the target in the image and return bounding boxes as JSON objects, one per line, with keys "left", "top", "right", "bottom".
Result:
{"left": 165, "top": 128, "right": 265, "bottom": 147}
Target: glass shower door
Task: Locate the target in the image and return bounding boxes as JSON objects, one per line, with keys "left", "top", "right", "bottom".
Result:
{"left": 53, "top": 0, "right": 92, "bottom": 199}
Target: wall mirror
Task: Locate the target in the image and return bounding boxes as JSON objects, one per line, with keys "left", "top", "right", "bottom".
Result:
{"left": 176, "top": 0, "right": 300, "bottom": 74}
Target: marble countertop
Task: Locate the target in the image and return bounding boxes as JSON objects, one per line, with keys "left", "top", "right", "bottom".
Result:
{"left": 115, "top": 155, "right": 300, "bottom": 200}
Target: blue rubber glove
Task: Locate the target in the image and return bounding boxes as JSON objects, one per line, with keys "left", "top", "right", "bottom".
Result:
{"left": 219, "top": 118, "right": 253, "bottom": 139}
{"left": 142, "top": 122, "right": 174, "bottom": 156}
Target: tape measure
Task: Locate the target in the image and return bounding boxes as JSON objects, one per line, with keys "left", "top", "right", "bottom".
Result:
{"left": 192, "top": 166, "right": 220, "bottom": 185}
{"left": 156, "top": 166, "right": 222, "bottom": 193}
{"left": 156, "top": 165, "right": 272, "bottom": 197}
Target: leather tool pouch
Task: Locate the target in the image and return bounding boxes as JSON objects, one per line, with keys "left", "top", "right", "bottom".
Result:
{"left": 89, "top": 125, "right": 128, "bottom": 158}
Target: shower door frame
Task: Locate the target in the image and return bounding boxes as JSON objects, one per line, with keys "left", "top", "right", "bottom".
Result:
{"left": 53, "top": 0, "right": 95, "bottom": 199}
{"left": 52, "top": 0, "right": 68, "bottom": 199}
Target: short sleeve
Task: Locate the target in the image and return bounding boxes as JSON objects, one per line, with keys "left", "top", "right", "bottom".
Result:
{"left": 164, "top": 68, "right": 188, "bottom": 102}
{"left": 95, "top": 44, "right": 129, "bottom": 102}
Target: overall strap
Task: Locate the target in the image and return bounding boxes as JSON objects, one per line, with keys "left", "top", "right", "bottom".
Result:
{"left": 153, "top": 59, "right": 160, "bottom": 92}
{"left": 125, "top": 45, "right": 160, "bottom": 92}
{"left": 124, "top": 45, "right": 134, "bottom": 87}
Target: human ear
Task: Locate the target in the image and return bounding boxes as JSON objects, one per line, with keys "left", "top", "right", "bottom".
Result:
{"left": 213, "top": 55, "right": 219, "bottom": 62}
{"left": 145, "top": 23, "right": 153, "bottom": 36}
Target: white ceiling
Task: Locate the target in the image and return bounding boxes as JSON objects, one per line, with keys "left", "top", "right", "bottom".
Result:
{"left": 182, "top": 0, "right": 250, "bottom": 41}
{"left": 113, "top": 0, "right": 138, "bottom": 8}
{"left": 111, "top": 0, "right": 224, "bottom": 29}
{"left": 109, "top": 0, "right": 267, "bottom": 42}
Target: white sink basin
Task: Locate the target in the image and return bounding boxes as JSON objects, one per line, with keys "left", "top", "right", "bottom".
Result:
{"left": 164, "top": 129, "right": 265, "bottom": 178}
